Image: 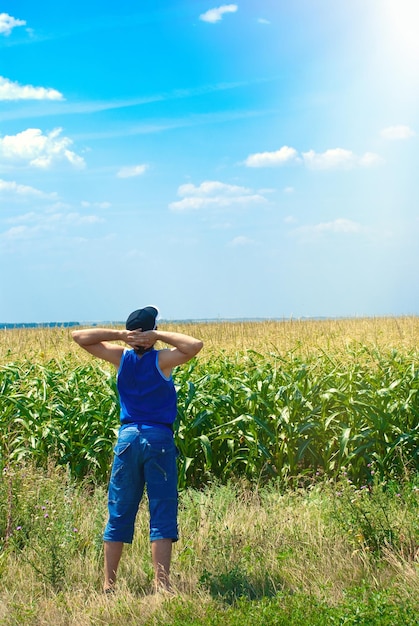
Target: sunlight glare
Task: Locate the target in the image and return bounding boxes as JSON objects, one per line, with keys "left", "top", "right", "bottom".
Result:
{"left": 381, "top": 0, "right": 419, "bottom": 65}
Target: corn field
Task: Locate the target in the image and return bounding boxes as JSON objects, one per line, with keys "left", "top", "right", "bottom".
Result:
{"left": 1, "top": 319, "right": 418, "bottom": 489}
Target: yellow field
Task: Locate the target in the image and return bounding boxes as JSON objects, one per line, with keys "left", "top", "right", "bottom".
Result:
{"left": 1, "top": 316, "right": 418, "bottom": 364}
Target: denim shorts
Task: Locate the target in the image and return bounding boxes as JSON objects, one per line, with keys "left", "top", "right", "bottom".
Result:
{"left": 103, "top": 424, "right": 178, "bottom": 544}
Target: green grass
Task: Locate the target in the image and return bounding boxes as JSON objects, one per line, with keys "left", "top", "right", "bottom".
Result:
{"left": 0, "top": 465, "right": 418, "bottom": 625}
{"left": 151, "top": 592, "right": 419, "bottom": 626}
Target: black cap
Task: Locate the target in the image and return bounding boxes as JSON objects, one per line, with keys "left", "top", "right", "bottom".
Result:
{"left": 125, "top": 306, "right": 159, "bottom": 331}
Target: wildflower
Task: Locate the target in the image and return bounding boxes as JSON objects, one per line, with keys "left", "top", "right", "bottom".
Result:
{"left": 44, "top": 513, "right": 49, "bottom": 519}
{"left": 73, "top": 528, "right": 78, "bottom": 533}
{"left": 16, "top": 526, "right": 22, "bottom": 531}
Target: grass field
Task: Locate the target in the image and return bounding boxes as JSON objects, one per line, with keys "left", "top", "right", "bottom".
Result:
{"left": 0, "top": 317, "right": 418, "bottom": 624}
{"left": 2, "top": 316, "right": 418, "bottom": 362}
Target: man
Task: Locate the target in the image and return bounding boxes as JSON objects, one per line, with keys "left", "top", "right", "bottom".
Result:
{"left": 72, "top": 306, "right": 203, "bottom": 593}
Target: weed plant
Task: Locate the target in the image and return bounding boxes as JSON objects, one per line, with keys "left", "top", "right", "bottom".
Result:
{"left": 331, "top": 468, "right": 419, "bottom": 557}
{"left": 0, "top": 464, "right": 418, "bottom": 624}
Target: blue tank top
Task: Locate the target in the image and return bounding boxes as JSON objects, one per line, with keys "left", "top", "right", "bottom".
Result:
{"left": 117, "top": 349, "right": 177, "bottom": 426}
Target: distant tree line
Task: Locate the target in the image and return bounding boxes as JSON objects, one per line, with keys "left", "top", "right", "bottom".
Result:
{"left": 1, "top": 322, "right": 80, "bottom": 329}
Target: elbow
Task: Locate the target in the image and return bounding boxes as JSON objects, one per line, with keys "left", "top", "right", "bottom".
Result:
{"left": 192, "top": 339, "right": 204, "bottom": 356}
{"left": 71, "top": 330, "right": 83, "bottom": 345}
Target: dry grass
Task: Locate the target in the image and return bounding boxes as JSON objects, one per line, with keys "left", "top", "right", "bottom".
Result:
{"left": 1, "top": 316, "right": 418, "bottom": 365}
{"left": 175, "top": 485, "right": 366, "bottom": 604}
{"left": 1, "top": 470, "right": 418, "bottom": 625}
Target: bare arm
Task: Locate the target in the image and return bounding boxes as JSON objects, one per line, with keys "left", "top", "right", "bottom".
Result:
{"left": 71, "top": 328, "right": 129, "bottom": 367}
{"left": 127, "top": 329, "right": 203, "bottom": 377}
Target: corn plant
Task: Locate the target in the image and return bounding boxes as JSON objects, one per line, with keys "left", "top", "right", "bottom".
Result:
{"left": 1, "top": 345, "right": 418, "bottom": 488}
{"left": 0, "top": 360, "right": 118, "bottom": 481}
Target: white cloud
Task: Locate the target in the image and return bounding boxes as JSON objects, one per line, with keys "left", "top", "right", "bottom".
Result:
{"left": 294, "top": 218, "right": 363, "bottom": 240}
{"left": 199, "top": 4, "right": 238, "bottom": 23}
{"left": 312, "top": 218, "right": 362, "bottom": 234}
{"left": 228, "top": 235, "right": 254, "bottom": 247}
{"left": 81, "top": 201, "right": 111, "bottom": 209}
{"left": 244, "top": 146, "right": 299, "bottom": 167}
{"left": 169, "top": 180, "right": 267, "bottom": 211}
{"left": 380, "top": 125, "right": 416, "bottom": 140}
{"left": 0, "top": 178, "right": 57, "bottom": 199}
{"left": 258, "top": 18, "right": 270, "bottom": 25}
{"left": 0, "top": 128, "right": 85, "bottom": 169}
{"left": 117, "top": 164, "right": 148, "bottom": 178}
{"left": 1, "top": 79, "right": 259, "bottom": 123}
{"left": 283, "top": 186, "right": 295, "bottom": 194}
{"left": 0, "top": 76, "right": 64, "bottom": 101}
{"left": 245, "top": 145, "right": 383, "bottom": 171}
{"left": 0, "top": 13, "right": 26, "bottom": 36}
{"left": 177, "top": 181, "right": 251, "bottom": 197}
{"left": 3, "top": 225, "right": 29, "bottom": 239}
{"left": 9, "top": 211, "right": 101, "bottom": 226}
{"left": 302, "top": 148, "right": 382, "bottom": 170}
{"left": 2, "top": 211, "right": 102, "bottom": 240}
{"left": 59, "top": 213, "right": 102, "bottom": 225}
{"left": 6, "top": 212, "right": 41, "bottom": 225}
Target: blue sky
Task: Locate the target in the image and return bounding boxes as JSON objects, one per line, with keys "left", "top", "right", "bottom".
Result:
{"left": 1, "top": 0, "right": 418, "bottom": 323}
